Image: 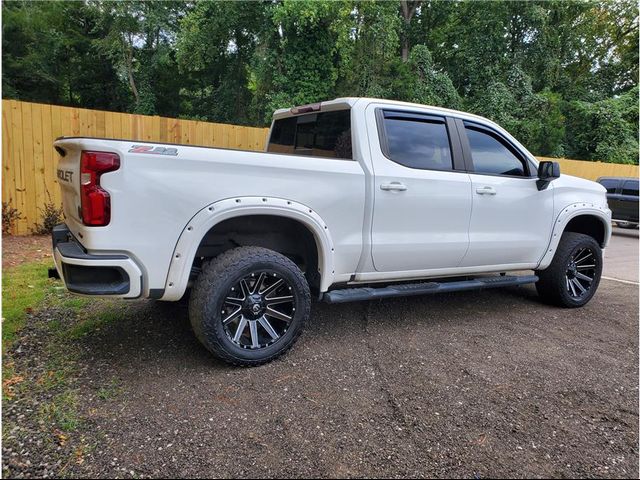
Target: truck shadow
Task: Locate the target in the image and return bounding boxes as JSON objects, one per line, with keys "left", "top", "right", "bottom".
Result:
{"left": 74, "top": 283, "right": 544, "bottom": 373}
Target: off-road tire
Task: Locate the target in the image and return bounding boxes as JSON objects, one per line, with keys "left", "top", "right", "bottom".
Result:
{"left": 535, "top": 232, "right": 602, "bottom": 308}
{"left": 189, "top": 246, "right": 311, "bottom": 366}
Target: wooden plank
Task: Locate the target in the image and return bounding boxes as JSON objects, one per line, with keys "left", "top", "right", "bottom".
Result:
{"left": 189, "top": 120, "right": 197, "bottom": 145}
{"left": 79, "top": 107, "right": 92, "bottom": 136}
{"left": 40, "top": 104, "right": 58, "bottom": 207}
{"left": 112, "top": 111, "right": 123, "bottom": 139}
{"left": 132, "top": 113, "right": 140, "bottom": 141}
{"left": 195, "top": 121, "right": 204, "bottom": 146}
{"left": 181, "top": 119, "right": 191, "bottom": 144}
{"left": 94, "top": 108, "right": 106, "bottom": 137}
{"left": 121, "top": 111, "right": 133, "bottom": 141}
{"left": 203, "top": 122, "right": 215, "bottom": 147}
{"left": 236, "top": 124, "right": 248, "bottom": 150}
{"left": 159, "top": 116, "right": 168, "bottom": 143}
{"left": 57, "top": 106, "right": 72, "bottom": 139}
{"left": 20, "top": 102, "right": 37, "bottom": 233}
{"left": 2, "top": 100, "right": 19, "bottom": 234}
{"left": 213, "top": 124, "right": 226, "bottom": 148}
{"left": 145, "top": 116, "right": 160, "bottom": 142}
{"left": 170, "top": 117, "right": 181, "bottom": 144}
{"left": 49, "top": 104, "right": 64, "bottom": 206}
{"left": 2, "top": 101, "right": 13, "bottom": 207}
{"left": 104, "top": 110, "right": 114, "bottom": 138}
{"left": 71, "top": 107, "right": 81, "bottom": 136}
{"left": 9, "top": 101, "right": 27, "bottom": 233}
{"left": 31, "top": 103, "right": 47, "bottom": 224}
{"left": 138, "top": 115, "right": 148, "bottom": 141}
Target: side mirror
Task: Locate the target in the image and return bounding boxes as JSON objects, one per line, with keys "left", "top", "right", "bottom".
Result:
{"left": 536, "top": 161, "right": 560, "bottom": 191}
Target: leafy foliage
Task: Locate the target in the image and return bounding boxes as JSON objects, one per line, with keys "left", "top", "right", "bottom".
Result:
{"left": 32, "top": 198, "right": 64, "bottom": 235}
{"left": 2, "top": 0, "right": 638, "bottom": 164}
{"left": 2, "top": 201, "right": 22, "bottom": 235}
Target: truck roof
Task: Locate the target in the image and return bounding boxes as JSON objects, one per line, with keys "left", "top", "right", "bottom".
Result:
{"left": 273, "top": 97, "right": 498, "bottom": 127}
{"left": 273, "top": 97, "right": 536, "bottom": 163}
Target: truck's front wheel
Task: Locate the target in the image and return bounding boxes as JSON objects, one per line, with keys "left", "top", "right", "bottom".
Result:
{"left": 535, "top": 232, "right": 603, "bottom": 308}
{"left": 189, "top": 246, "right": 311, "bottom": 366}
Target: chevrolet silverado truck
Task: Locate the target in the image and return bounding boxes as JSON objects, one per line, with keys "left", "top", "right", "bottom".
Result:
{"left": 51, "top": 97, "right": 611, "bottom": 366}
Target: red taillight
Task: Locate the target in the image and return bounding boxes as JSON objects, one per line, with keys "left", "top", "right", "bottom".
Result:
{"left": 80, "top": 151, "right": 120, "bottom": 226}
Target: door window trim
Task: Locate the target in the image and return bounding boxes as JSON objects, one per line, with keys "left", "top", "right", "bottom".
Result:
{"left": 374, "top": 108, "right": 466, "bottom": 172}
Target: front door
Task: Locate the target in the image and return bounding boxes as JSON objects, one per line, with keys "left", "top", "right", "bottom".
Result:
{"left": 458, "top": 121, "right": 554, "bottom": 267}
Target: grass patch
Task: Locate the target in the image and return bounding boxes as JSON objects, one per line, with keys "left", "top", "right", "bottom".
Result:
{"left": 97, "top": 379, "right": 123, "bottom": 400}
{"left": 2, "top": 259, "right": 58, "bottom": 345}
{"left": 2, "top": 259, "right": 97, "bottom": 348}
{"left": 39, "top": 391, "right": 81, "bottom": 432}
{"left": 2, "top": 361, "right": 26, "bottom": 401}
{"left": 67, "top": 307, "right": 122, "bottom": 339}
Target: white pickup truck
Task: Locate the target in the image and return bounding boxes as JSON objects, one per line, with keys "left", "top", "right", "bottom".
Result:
{"left": 52, "top": 97, "right": 611, "bottom": 365}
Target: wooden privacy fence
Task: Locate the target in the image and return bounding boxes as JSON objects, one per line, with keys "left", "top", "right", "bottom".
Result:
{"left": 2, "top": 99, "right": 639, "bottom": 235}
{"left": 2, "top": 100, "right": 269, "bottom": 234}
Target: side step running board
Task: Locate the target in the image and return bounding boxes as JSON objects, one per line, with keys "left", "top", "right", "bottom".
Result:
{"left": 322, "top": 275, "right": 539, "bottom": 304}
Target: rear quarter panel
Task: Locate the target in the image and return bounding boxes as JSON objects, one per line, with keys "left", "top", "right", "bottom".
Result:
{"left": 53, "top": 138, "right": 366, "bottom": 296}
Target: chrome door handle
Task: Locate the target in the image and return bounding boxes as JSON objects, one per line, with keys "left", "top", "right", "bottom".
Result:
{"left": 380, "top": 182, "right": 407, "bottom": 192}
{"left": 476, "top": 186, "right": 496, "bottom": 195}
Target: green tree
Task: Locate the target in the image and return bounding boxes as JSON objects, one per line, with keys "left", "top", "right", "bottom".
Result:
{"left": 2, "top": 0, "right": 638, "bottom": 164}
{"left": 253, "top": 0, "right": 351, "bottom": 121}
{"left": 177, "top": 0, "right": 267, "bottom": 124}
{"left": 96, "top": 1, "right": 186, "bottom": 115}
{"left": 394, "top": 45, "right": 461, "bottom": 109}
{"left": 2, "top": 1, "right": 129, "bottom": 110}
{"left": 335, "top": 0, "right": 400, "bottom": 98}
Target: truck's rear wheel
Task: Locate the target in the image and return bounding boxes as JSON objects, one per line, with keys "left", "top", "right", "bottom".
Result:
{"left": 535, "top": 232, "right": 602, "bottom": 307}
{"left": 189, "top": 246, "right": 311, "bottom": 366}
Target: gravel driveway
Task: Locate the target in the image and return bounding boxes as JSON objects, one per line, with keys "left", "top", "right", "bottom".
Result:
{"left": 3, "top": 278, "right": 638, "bottom": 478}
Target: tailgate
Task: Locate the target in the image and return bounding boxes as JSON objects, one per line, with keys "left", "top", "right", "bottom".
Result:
{"left": 55, "top": 142, "right": 83, "bottom": 224}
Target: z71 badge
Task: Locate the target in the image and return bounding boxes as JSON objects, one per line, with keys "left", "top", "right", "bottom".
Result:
{"left": 128, "top": 145, "right": 178, "bottom": 156}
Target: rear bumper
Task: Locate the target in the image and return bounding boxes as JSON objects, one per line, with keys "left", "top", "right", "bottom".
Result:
{"left": 52, "top": 224, "right": 142, "bottom": 298}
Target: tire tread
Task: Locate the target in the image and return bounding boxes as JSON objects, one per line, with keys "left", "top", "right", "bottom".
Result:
{"left": 189, "top": 247, "right": 310, "bottom": 367}
{"left": 535, "top": 232, "right": 602, "bottom": 308}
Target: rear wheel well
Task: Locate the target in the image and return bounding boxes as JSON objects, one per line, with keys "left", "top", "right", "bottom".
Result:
{"left": 564, "top": 215, "right": 606, "bottom": 247}
{"left": 192, "top": 215, "right": 321, "bottom": 292}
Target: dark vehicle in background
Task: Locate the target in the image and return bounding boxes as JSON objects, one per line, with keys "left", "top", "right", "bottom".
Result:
{"left": 597, "top": 177, "right": 639, "bottom": 228}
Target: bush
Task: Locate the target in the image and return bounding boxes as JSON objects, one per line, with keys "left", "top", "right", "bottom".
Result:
{"left": 32, "top": 200, "right": 63, "bottom": 235}
{"left": 563, "top": 88, "right": 639, "bottom": 164}
{"left": 2, "top": 202, "right": 23, "bottom": 235}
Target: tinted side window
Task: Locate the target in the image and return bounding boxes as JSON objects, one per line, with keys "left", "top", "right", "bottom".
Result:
{"left": 383, "top": 117, "right": 452, "bottom": 170}
{"left": 465, "top": 127, "right": 526, "bottom": 176}
{"left": 267, "top": 110, "right": 352, "bottom": 159}
{"left": 622, "top": 180, "right": 639, "bottom": 196}
{"left": 599, "top": 179, "right": 620, "bottom": 194}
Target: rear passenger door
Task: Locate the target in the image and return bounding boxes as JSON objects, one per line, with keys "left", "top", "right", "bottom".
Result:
{"left": 368, "top": 108, "right": 472, "bottom": 272}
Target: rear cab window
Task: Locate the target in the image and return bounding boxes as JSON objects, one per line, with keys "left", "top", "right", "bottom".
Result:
{"left": 268, "top": 109, "right": 352, "bottom": 160}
